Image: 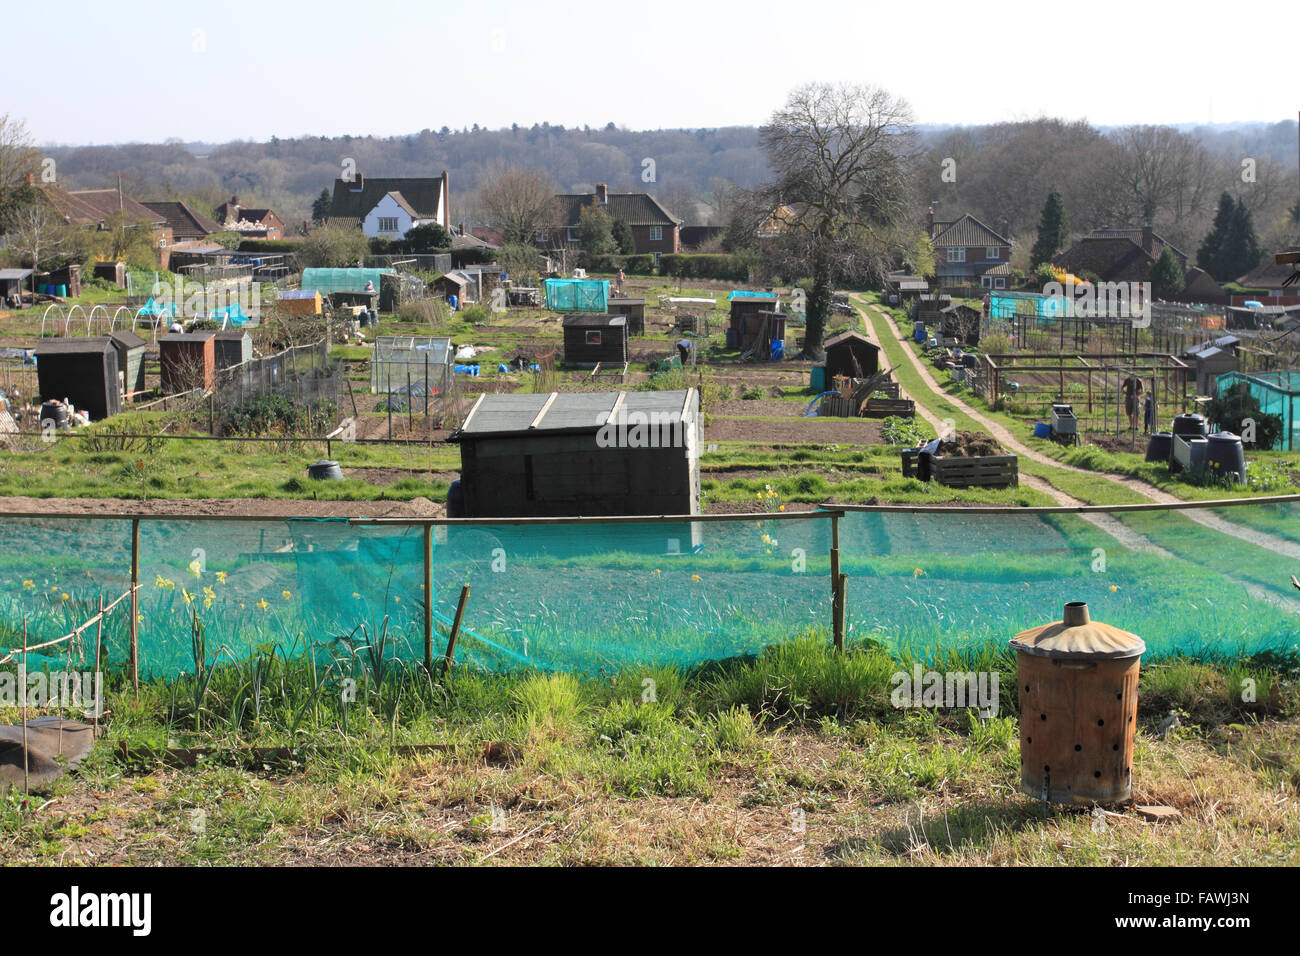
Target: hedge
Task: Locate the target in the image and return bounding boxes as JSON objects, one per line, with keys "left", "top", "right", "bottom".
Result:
{"left": 658, "top": 254, "right": 748, "bottom": 281}
{"left": 581, "top": 253, "right": 656, "bottom": 275}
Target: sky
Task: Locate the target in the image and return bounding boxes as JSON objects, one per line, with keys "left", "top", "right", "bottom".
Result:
{"left": 5, "top": 0, "right": 1297, "bottom": 145}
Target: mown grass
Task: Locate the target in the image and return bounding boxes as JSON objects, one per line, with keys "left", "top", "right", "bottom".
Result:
{"left": 2, "top": 636, "right": 1296, "bottom": 865}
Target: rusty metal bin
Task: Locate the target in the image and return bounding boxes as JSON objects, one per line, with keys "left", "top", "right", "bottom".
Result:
{"left": 1011, "top": 601, "right": 1144, "bottom": 805}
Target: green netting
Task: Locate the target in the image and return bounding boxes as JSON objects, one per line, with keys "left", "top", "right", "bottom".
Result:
{"left": 1217, "top": 371, "right": 1300, "bottom": 451}
{"left": 544, "top": 278, "right": 609, "bottom": 312}
{"left": 2, "top": 503, "right": 1298, "bottom": 679}
{"left": 301, "top": 268, "right": 393, "bottom": 296}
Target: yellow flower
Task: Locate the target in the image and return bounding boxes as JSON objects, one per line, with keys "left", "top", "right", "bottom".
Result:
{"left": 282, "top": 589, "right": 292, "bottom": 600}
{"left": 203, "top": 597, "right": 213, "bottom": 609}
{"left": 913, "top": 568, "right": 924, "bottom": 578}
{"left": 215, "top": 571, "right": 227, "bottom": 584}
{"left": 352, "top": 591, "right": 362, "bottom": 599}
{"left": 239, "top": 603, "right": 246, "bottom": 610}
{"left": 155, "top": 574, "right": 175, "bottom": 590}
{"left": 765, "top": 549, "right": 772, "bottom": 555}
{"left": 188, "top": 560, "right": 202, "bottom": 579}
{"left": 652, "top": 569, "right": 661, "bottom": 575}
{"left": 779, "top": 505, "right": 785, "bottom": 512}
{"left": 203, "top": 587, "right": 215, "bottom": 601}
{"left": 1109, "top": 584, "right": 1119, "bottom": 592}
{"left": 60, "top": 592, "right": 69, "bottom": 601}
{"left": 21, "top": 579, "right": 34, "bottom": 591}
{"left": 256, "top": 598, "right": 269, "bottom": 611}
{"left": 50, "top": 585, "right": 59, "bottom": 592}
{"left": 182, "top": 588, "right": 194, "bottom": 605}
{"left": 691, "top": 574, "right": 701, "bottom": 582}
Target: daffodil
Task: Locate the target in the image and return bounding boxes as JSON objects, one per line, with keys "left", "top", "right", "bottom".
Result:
{"left": 352, "top": 591, "right": 362, "bottom": 599}
{"left": 256, "top": 598, "right": 269, "bottom": 611}
{"left": 188, "top": 560, "right": 202, "bottom": 579}
{"left": 202, "top": 587, "right": 215, "bottom": 601}
{"left": 282, "top": 589, "right": 292, "bottom": 600}
{"left": 215, "top": 571, "right": 227, "bottom": 584}
{"left": 691, "top": 574, "right": 701, "bottom": 582}
{"left": 182, "top": 588, "right": 194, "bottom": 605}
{"left": 155, "top": 574, "right": 175, "bottom": 590}
{"left": 1109, "top": 584, "right": 1119, "bottom": 592}
{"left": 60, "top": 592, "right": 69, "bottom": 601}
{"left": 21, "top": 580, "right": 34, "bottom": 591}
{"left": 913, "top": 568, "right": 924, "bottom": 578}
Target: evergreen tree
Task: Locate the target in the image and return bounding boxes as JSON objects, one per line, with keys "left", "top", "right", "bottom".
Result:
{"left": 1197, "top": 192, "right": 1235, "bottom": 280}
{"left": 611, "top": 218, "right": 636, "bottom": 255}
{"left": 310, "top": 188, "right": 332, "bottom": 224}
{"left": 1149, "top": 246, "right": 1184, "bottom": 299}
{"left": 1224, "top": 199, "right": 1261, "bottom": 280}
{"left": 1030, "top": 189, "right": 1068, "bottom": 268}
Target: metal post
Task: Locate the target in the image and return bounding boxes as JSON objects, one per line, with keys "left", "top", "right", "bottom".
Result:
{"left": 423, "top": 524, "right": 433, "bottom": 671}
{"left": 94, "top": 596, "right": 104, "bottom": 736}
{"left": 130, "top": 518, "right": 140, "bottom": 697}
{"left": 21, "top": 618, "right": 29, "bottom": 793}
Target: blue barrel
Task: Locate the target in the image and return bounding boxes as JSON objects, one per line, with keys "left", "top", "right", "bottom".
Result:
{"left": 58, "top": 284, "right": 67, "bottom": 297}
{"left": 810, "top": 365, "right": 826, "bottom": 392}
{"left": 1033, "top": 423, "right": 1051, "bottom": 439}
{"left": 770, "top": 339, "right": 784, "bottom": 360}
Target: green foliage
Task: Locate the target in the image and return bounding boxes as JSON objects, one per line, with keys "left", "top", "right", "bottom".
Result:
{"left": 1033, "top": 262, "right": 1057, "bottom": 286}
{"left": 457, "top": 303, "right": 490, "bottom": 324}
{"left": 611, "top": 217, "right": 636, "bottom": 255}
{"left": 208, "top": 231, "right": 243, "bottom": 250}
{"left": 295, "top": 223, "right": 370, "bottom": 268}
{"left": 578, "top": 203, "right": 617, "bottom": 256}
{"left": 658, "top": 253, "right": 749, "bottom": 281}
{"left": 1030, "top": 189, "right": 1068, "bottom": 268}
{"left": 396, "top": 222, "right": 452, "bottom": 252}
{"left": 221, "top": 394, "right": 337, "bottom": 437}
{"left": 1208, "top": 381, "right": 1282, "bottom": 450}
{"left": 1198, "top": 193, "right": 1262, "bottom": 282}
{"left": 583, "top": 253, "right": 655, "bottom": 274}
{"left": 881, "top": 415, "right": 932, "bottom": 447}
{"left": 740, "top": 386, "right": 763, "bottom": 400}
{"left": 1149, "top": 246, "right": 1184, "bottom": 298}
{"left": 311, "top": 188, "right": 332, "bottom": 224}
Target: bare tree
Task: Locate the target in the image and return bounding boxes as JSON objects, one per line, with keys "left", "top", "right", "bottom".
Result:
{"left": 0, "top": 114, "right": 40, "bottom": 223}
{"left": 759, "top": 83, "right": 918, "bottom": 359}
{"left": 478, "top": 165, "right": 559, "bottom": 245}
{"left": 5, "top": 202, "right": 71, "bottom": 295}
{"left": 1107, "top": 126, "right": 1215, "bottom": 242}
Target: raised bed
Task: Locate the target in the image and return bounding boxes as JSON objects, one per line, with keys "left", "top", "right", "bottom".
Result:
{"left": 863, "top": 397, "right": 914, "bottom": 418}
{"left": 901, "top": 449, "right": 1018, "bottom": 487}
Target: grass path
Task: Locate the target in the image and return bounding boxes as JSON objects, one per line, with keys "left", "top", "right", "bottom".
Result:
{"left": 851, "top": 294, "right": 1300, "bottom": 565}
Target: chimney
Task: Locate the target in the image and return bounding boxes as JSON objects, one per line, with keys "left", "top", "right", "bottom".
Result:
{"left": 596, "top": 182, "right": 608, "bottom": 205}
{"left": 230, "top": 195, "right": 238, "bottom": 206}
{"left": 441, "top": 170, "right": 448, "bottom": 228}
{"left": 27, "top": 172, "right": 34, "bottom": 187}
{"left": 1141, "top": 223, "right": 1154, "bottom": 255}
{"left": 459, "top": 222, "right": 466, "bottom": 236}
{"left": 927, "top": 205, "right": 935, "bottom": 235}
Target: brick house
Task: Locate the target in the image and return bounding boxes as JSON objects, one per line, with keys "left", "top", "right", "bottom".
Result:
{"left": 549, "top": 183, "right": 681, "bottom": 264}
{"left": 928, "top": 211, "right": 1014, "bottom": 286}
{"left": 1053, "top": 226, "right": 1188, "bottom": 284}
{"left": 38, "top": 186, "right": 172, "bottom": 266}
{"left": 213, "top": 195, "right": 285, "bottom": 240}
{"left": 142, "top": 200, "right": 223, "bottom": 243}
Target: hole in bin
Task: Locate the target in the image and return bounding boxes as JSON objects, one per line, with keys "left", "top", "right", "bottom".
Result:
{"left": 1113, "top": 744, "right": 1119, "bottom": 751}
{"left": 1044, "top": 765, "right": 1050, "bottom": 772}
{"left": 1025, "top": 685, "right": 1030, "bottom": 692}
{"left": 1097, "top": 719, "right": 1105, "bottom": 726}
{"left": 1041, "top": 714, "right": 1047, "bottom": 721}
{"left": 1026, "top": 737, "right": 1032, "bottom": 744}
{"left": 1074, "top": 744, "right": 1081, "bottom": 751}
{"left": 1094, "top": 771, "right": 1101, "bottom": 779}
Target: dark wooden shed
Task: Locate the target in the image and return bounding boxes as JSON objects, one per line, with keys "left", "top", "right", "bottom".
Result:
{"left": 159, "top": 331, "right": 215, "bottom": 393}
{"left": 92, "top": 261, "right": 126, "bottom": 288}
{"left": 454, "top": 389, "right": 701, "bottom": 518}
{"left": 729, "top": 295, "right": 775, "bottom": 329}
{"left": 606, "top": 297, "right": 646, "bottom": 335}
{"left": 34, "top": 337, "right": 121, "bottom": 421}
{"left": 109, "top": 329, "right": 148, "bottom": 397}
{"left": 214, "top": 329, "right": 253, "bottom": 370}
{"left": 824, "top": 330, "right": 881, "bottom": 380}
{"left": 562, "top": 314, "right": 629, "bottom": 366}
{"left": 732, "top": 309, "right": 787, "bottom": 356}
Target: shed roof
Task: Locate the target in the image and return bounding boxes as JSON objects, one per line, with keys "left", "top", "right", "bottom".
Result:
{"left": 35, "top": 337, "right": 114, "bottom": 355}
{"left": 458, "top": 389, "right": 694, "bottom": 438}
{"left": 109, "top": 330, "right": 147, "bottom": 349}
{"left": 824, "top": 330, "right": 880, "bottom": 350}
{"left": 159, "top": 332, "right": 216, "bottom": 343}
{"left": 562, "top": 314, "right": 626, "bottom": 327}
{"left": 0, "top": 268, "right": 34, "bottom": 280}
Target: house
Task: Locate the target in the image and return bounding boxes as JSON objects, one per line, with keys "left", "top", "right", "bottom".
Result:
{"left": 451, "top": 389, "right": 701, "bottom": 518}
{"left": 824, "top": 330, "right": 881, "bottom": 381}
{"left": 928, "top": 211, "right": 1014, "bottom": 286}
{"left": 562, "top": 314, "right": 629, "bottom": 366}
{"left": 1236, "top": 249, "right": 1300, "bottom": 294}
{"left": 38, "top": 187, "right": 171, "bottom": 263}
{"left": 549, "top": 183, "right": 681, "bottom": 263}
{"left": 143, "top": 201, "right": 223, "bottom": 243}
{"left": 1053, "top": 226, "right": 1188, "bottom": 284}
{"left": 34, "top": 338, "right": 122, "bottom": 421}
{"left": 213, "top": 196, "right": 285, "bottom": 240}
{"left": 326, "top": 173, "right": 450, "bottom": 237}
{"left": 980, "top": 263, "right": 1014, "bottom": 291}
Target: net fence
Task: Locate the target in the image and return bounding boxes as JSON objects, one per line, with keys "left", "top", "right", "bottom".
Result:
{"left": 2, "top": 501, "right": 1298, "bottom": 680}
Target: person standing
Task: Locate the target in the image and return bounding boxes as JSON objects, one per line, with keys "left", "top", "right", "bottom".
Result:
{"left": 616, "top": 268, "right": 625, "bottom": 295}
{"left": 1122, "top": 372, "right": 1144, "bottom": 432}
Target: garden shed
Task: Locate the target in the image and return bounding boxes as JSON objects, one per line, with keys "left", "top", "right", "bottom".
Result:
{"left": 275, "top": 289, "right": 322, "bottom": 317}
{"left": 1184, "top": 343, "right": 1237, "bottom": 397}
{"left": 824, "top": 330, "right": 881, "bottom": 380}
{"left": 544, "top": 278, "right": 610, "bottom": 312}
{"left": 731, "top": 309, "right": 786, "bottom": 356}
{"left": 109, "top": 329, "right": 148, "bottom": 397}
{"left": 214, "top": 329, "right": 253, "bottom": 370}
{"left": 452, "top": 388, "right": 701, "bottom": 517}
{"left": 562, "top": 314, "right": 629, "bottom": 366}
{"left": 159, "top": 331, "right": 215, "bottom": 393}
{"left": 606, "top": 297, "right": 646, "bottom": 335}
{"left": 34, "top": 337, "right": 121, "bottom": 421}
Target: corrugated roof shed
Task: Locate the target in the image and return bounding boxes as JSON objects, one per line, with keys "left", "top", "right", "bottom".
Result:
{"left": 459, "top": 390, "right": 692, "bottom": 437}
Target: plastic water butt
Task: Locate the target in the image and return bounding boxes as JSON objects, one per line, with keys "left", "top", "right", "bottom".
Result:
{"left": 307, "top": 460, "right": 344, "bottom": 481}
{"left": 1011, "top": 601, "right": 1144, "bottom": 805}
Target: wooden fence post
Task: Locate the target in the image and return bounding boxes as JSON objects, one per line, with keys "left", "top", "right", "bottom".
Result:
{"left": 130, "top": 518, "right": 140, "bottom": 697}
{"left": 442, "top": 585, "right": 470, "bottom": 677}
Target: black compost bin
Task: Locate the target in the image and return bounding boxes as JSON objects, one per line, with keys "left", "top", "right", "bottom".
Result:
{"left": 1205, "top": 432, "right": 1246, "bottom": 482}
{"left": 1172, "top": 413, "right": 1207, "bottom": 438}
{"left": 1145, "top": 432, "right": 1172, "bottom": 462}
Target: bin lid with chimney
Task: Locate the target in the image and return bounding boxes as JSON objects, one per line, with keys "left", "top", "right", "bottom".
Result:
{"left": 1010, "top": 602, "right": 1144, "bottom": 660}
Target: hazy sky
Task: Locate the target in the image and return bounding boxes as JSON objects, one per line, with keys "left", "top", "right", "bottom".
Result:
{"left": 7, "top": 0, "right": 1296, "bottom": 145}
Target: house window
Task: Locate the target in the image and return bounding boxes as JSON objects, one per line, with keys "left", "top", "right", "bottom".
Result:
{"left": 947, "top": 248, "right": 965, "bottom": 263}
{"left": 377, "top": 217, "right": 399, "bottom": 233}
{"left": 649, "top": 226, "right": 663, "bottom": 241}
{"left": 567, "top": 227, "right": 581, "bottom": 243}
{"left": 652, "top": 252, "right": 661, "bottom": 267}
{"left": 536, "top": 229, "right": 548, "bottom": 243}
{"left": 995, "top": 277, "right": 1006, "bottom": 289}
{"left": 585, "top": 330, "right": 602, "bottom": 345}
{"left": 986, "top": 247, "right": 999, "bottom": 260}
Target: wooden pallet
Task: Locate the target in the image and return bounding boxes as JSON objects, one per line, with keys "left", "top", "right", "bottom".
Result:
{"left": 901, "top": 449, "right": 1018, "bottom": 487}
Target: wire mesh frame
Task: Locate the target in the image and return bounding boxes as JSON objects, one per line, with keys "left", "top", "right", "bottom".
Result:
{"left": 214, "top": 340, "right": 343, "bottom": 429}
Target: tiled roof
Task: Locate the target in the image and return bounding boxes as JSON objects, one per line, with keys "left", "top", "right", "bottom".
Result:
{"left": 41, "top": 188, "right": 165, "bottom": 227}
{"left": 930, "top": 214, "right": 1012, "bottom": 248}
{"left": 142, "top": 201, "right": 222, "bottom": 237}
{"left": 1085, "top": 226, "right": 1185, "bottom": 262}
{"left": 328, "top": 175, "right": 446, "bottom": 222}
{"left": 555, "top": 192, "right": 681, "bottom": 228}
